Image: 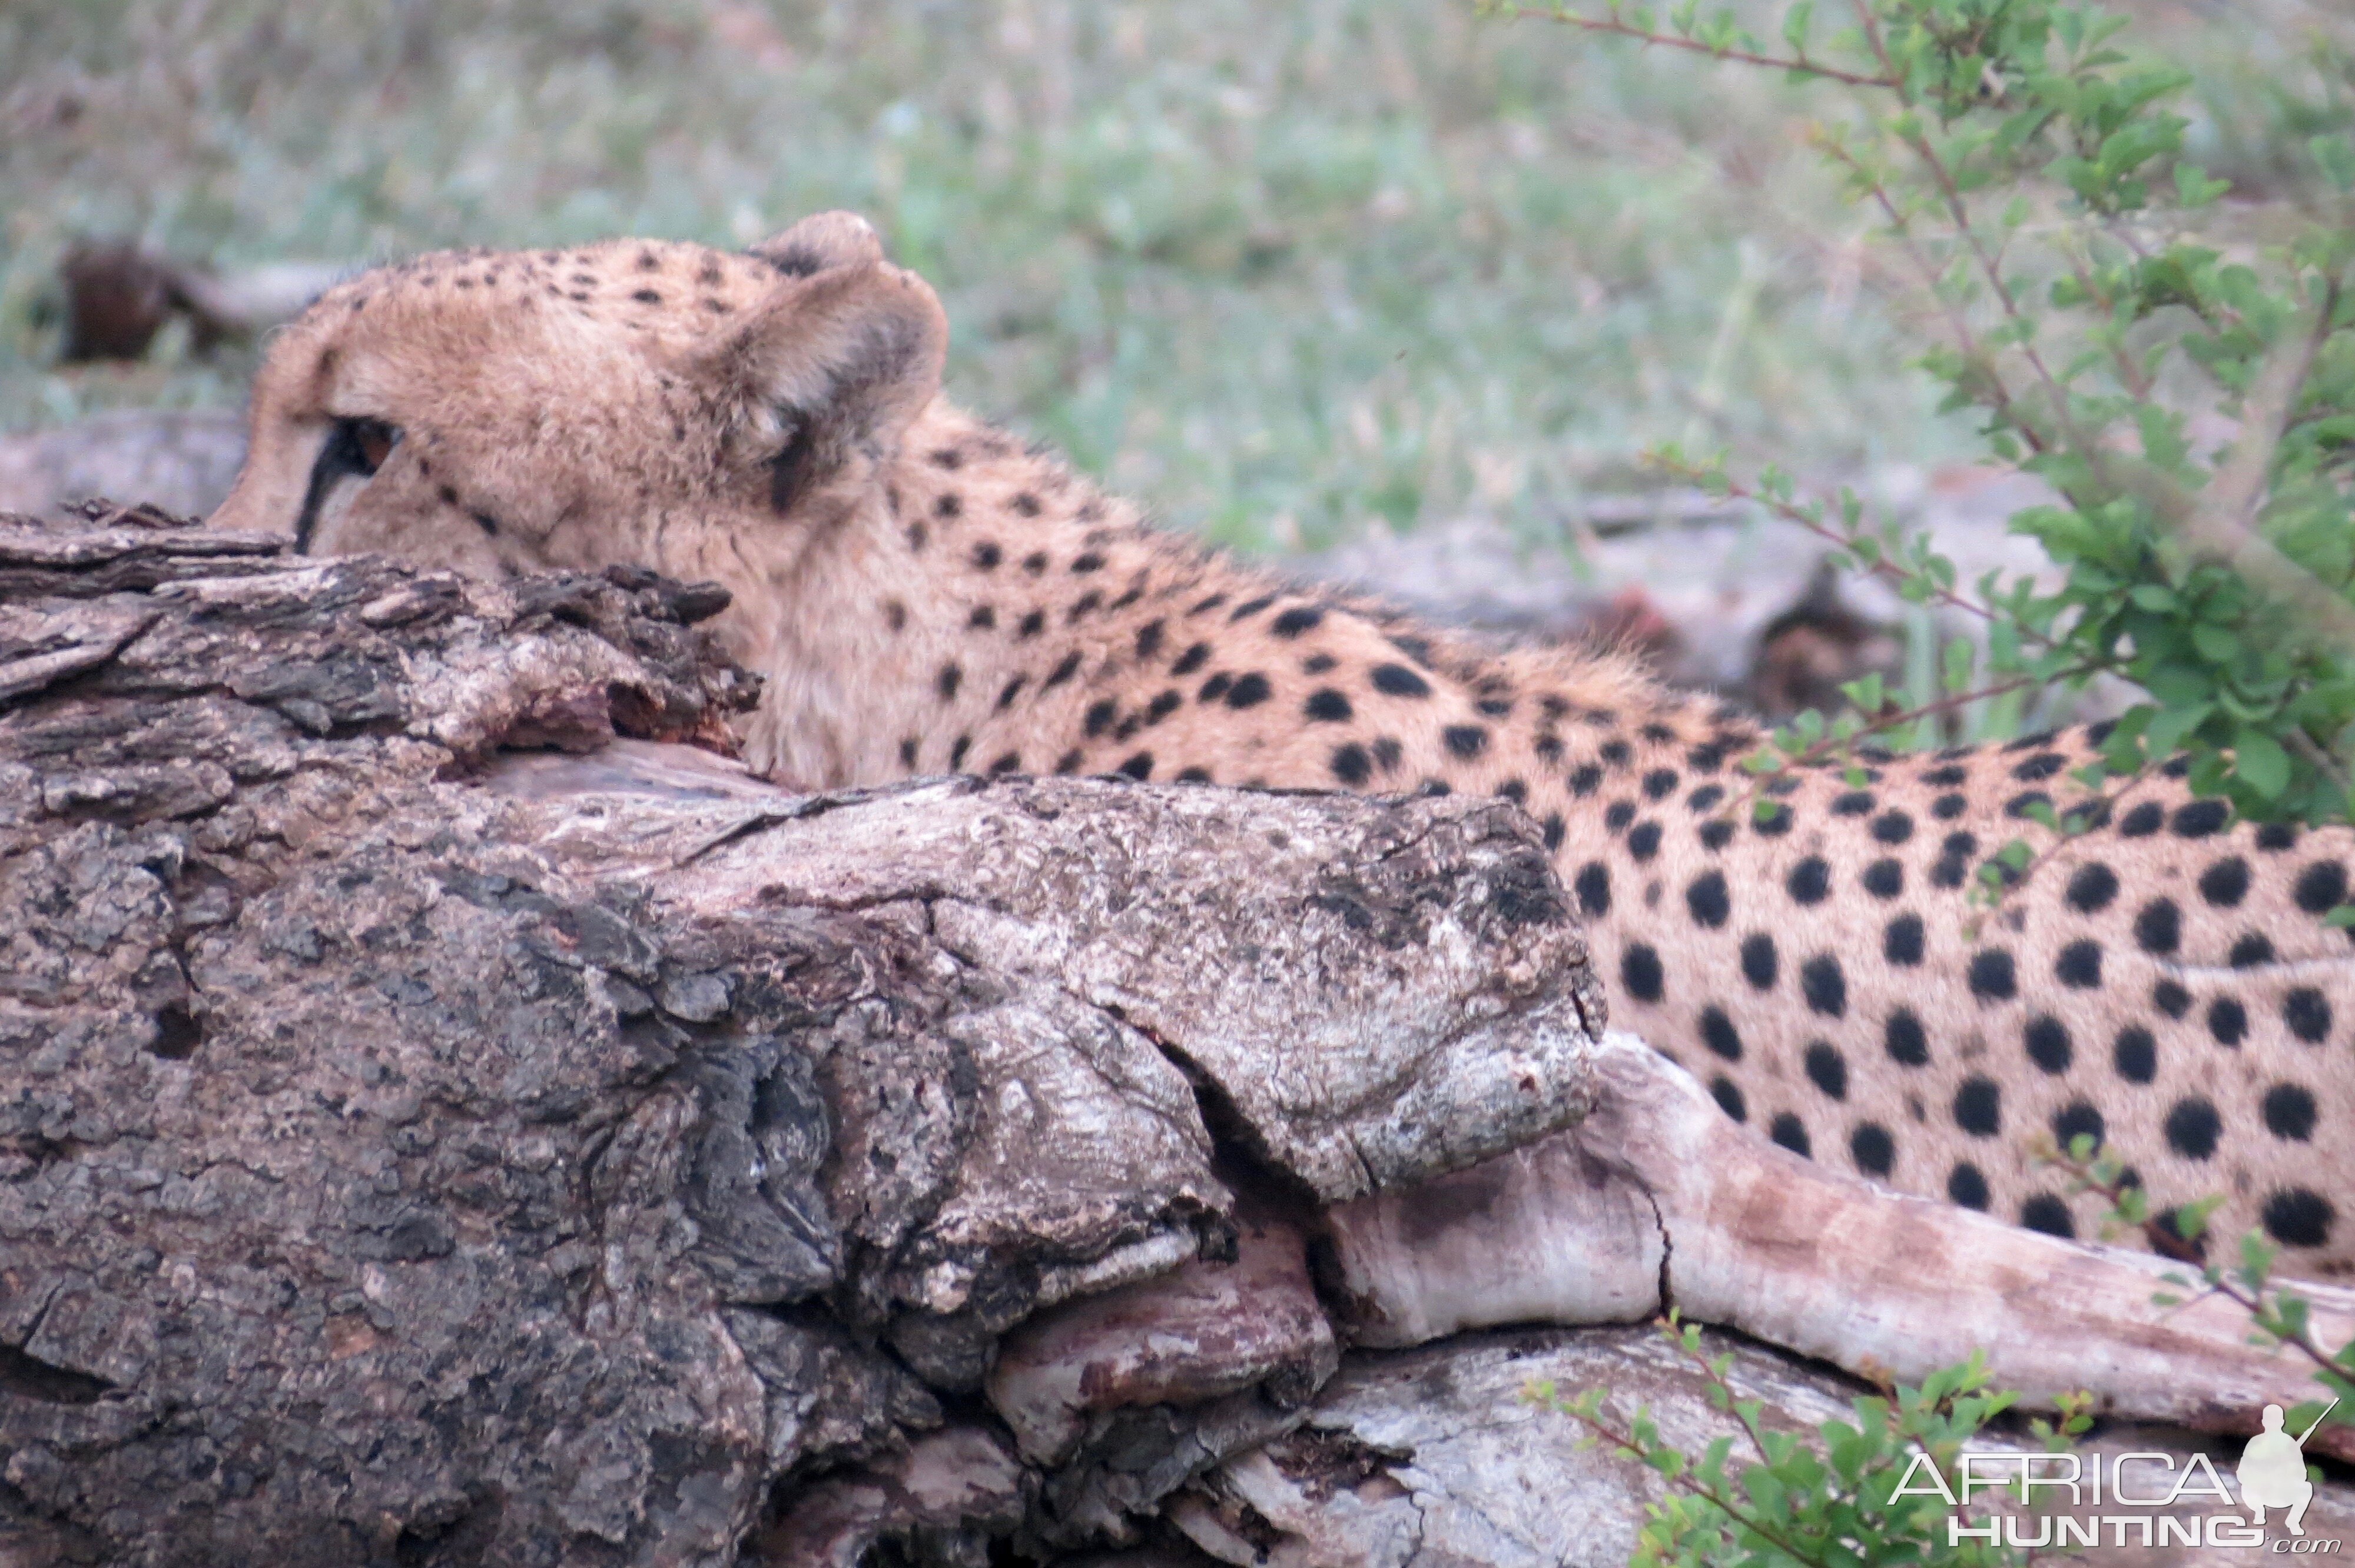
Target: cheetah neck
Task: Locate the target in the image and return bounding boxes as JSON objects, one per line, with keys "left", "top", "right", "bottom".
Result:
{"left": 732, "top": 401, "right": 1721, "bottom": 797}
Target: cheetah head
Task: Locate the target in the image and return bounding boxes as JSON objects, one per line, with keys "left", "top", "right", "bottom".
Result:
{"left": 210, "top": 210, "right": 947, "bottom": 631}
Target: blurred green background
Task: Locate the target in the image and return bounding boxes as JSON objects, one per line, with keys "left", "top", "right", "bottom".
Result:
{"left": 0, "top": 0, "right": 2345, "bottom": 556}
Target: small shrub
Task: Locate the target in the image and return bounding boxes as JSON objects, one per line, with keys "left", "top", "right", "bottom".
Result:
{"left": 1486, "top": 0, "right": 2355, "bottom": 881}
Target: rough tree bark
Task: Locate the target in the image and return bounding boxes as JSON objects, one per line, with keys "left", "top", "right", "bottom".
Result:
{"left": 0, "top": 513, "right": 1597, "bottom": 1566}
{"left": 4, "top": 512, "right": 2351, "bottom": 1568}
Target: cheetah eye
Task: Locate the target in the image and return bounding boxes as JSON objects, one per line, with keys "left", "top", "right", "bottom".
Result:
{"left": 341, "top": 417, "right": 401, "bottom": 477}
{"left": 293, "top": 416, "right": 404, "bottom": 552}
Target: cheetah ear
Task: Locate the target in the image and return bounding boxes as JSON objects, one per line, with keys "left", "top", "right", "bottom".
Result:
{"left": 748, "top": 210, "right": 888, "bottom": 278}
{"left": 707, "top": 257, "right": 947, "bottom": 507}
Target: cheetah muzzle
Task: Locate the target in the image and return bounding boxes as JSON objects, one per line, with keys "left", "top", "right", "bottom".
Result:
{"left": 211, "top": 211, "right": 2355, "bottom": 1277}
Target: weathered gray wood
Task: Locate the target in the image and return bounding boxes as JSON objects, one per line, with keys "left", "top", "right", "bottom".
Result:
{"left": 1164, "top": 1325, "right": 2355, "bottom": 1568}
{"left": 0, "top": 514, "right": 1600, "bottom": 1567}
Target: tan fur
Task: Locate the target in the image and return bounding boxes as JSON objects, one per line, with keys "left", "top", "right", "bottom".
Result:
{"left": 213, "top": 214, "right": 2355, "bottom": 1275}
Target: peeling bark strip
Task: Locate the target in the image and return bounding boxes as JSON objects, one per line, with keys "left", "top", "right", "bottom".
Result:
{"left": 0, "top": 514, "right": 1600, "bottom": 1566}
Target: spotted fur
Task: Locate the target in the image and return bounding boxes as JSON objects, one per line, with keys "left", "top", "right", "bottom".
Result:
{"left": 212, "top": 214, "right": 2355, "bottom": 1275}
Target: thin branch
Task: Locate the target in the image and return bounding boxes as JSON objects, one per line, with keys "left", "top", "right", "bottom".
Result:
{"left": 1486, "top": 5, "right": 1900, "bottom": 88}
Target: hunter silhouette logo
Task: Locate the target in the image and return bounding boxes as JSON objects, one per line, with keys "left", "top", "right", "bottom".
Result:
{"left": 2241, "top": 1400, "right": 2337, "bottom": 1538}
{"left": 1892, "top": 1398, "right": 2343, "bottom": 1550}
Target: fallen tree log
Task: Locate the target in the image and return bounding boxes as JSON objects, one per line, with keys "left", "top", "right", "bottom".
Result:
{"left": 0, "top": 513, "right": 1598, "bottom": 1566}
{"left": 5, "top": 511, "right": 2352, "bottom": 1568}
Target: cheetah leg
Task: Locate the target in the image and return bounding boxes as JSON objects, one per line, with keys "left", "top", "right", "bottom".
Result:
{"left": 1325, "top": 1034, "right": 2355, "bottom": 1460}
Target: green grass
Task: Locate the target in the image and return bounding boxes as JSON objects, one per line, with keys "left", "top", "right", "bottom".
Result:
{"left": 0, "top": 0, "right": 2344, "bottom": 555}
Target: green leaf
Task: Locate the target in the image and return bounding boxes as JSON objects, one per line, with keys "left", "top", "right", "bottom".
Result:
{"left": 1780, "top": 1, "right": 1812, "bottom": 55}
{"left": 2232, "top": 729, "right": 2290, "bottom": 800}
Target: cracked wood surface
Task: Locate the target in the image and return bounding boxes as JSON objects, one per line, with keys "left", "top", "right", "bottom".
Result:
{"left": 0, "top": 514, "right": 1600, "bottom": 1566}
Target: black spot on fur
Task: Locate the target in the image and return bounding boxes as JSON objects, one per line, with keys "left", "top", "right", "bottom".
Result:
{"left": 1304, "top": 689, "right": 1352, "bottom": 723}
{"left": 1711, "top": 1077, "right": 1747, "bottom": 1122}
{"left": 1069, "top": 552, "right": 1104, "bottom": 573}
{"left": 1118, "top": 752, "right": 1153, "bottom": 780}
{"left": 1688, "top": 785, "right": 1725, "bottom": 813}
{"left": 1752, "top": 803, "right": 1792, "bottom": 837}
{"left": 1700, "top": 1006, "right": 1742, "bottom": 1061}
{"left": 2207, "top": 996, "right": 2247, "bottom": 1047}
{"left": 1604, "top": 802, "right": 1635, "bottom": 832}
{"left": 2295, "top": 861, "right": 2348, "bottom": 914}
{"left": 2285, "top": 988, "right": 2331, "bottom": 1044}
{"left": 2019, "top": 1195, "right": 2075, "bottom": 1238}
{"left": 1883, "top": 913, "right": 1924, "bottom": 966}
{"left": 1621, "top": 944, "right": 1664, "bottom": 1004}
{"left": 1885, "top": 1009, "right": 1929, "bottom": 1066}
{"left": 1135, "top": 621, "right": 1165, "bottom": 660}
{"left": 1643, "top": 768, "right": 1679, "bottom": 801}
{"left": 1271, "top": 606, "right": 1324, "bottom": 637}
{"left": 1931, "top": 793, "right": 1966, "bottom": 820}
{"left": 1803, "top": 1041, "right": 1848, "bottom": 1099}
{"left": 2198, "top": 856, "right": 2250, "bottom": 907}
{"left": 2112, "top": 1027, "right": 2155, "bottom": 1083}
{"left": 898, "top": 738, "right": 918, "bottom": 770}
{"left": 1017, "top": 610, "right": 1046, "bottom": 639}
{"left": 1860, "top": 859, "right": 1902, "bottom": 899}
{"left": 1170, "top": 642, "right": 1210, "bottom": 676}
{"left": 2230, "top": 932, "right": 2274, "bottom": 968}
{"left": 2152, "top": 979, "right": 2190, "bottom": 1018}
{"left": 1952, "top": 1077, "right": 2001, "bottom": 1137}
{"left": 1800, "top": 955, "right": 1846, "bottom": 1018}
{"left": 2172, "top": 799, "right": 2230, "bottom": 837}
{"left": 2055, "top": 940, "right": 2102, "bottom": 989}
{"left": 936, "top": 663, "right": 962, "bottom": 702}
{"left": 2023, "top": 1015, "right": 2072, "bottom": 1074}
{"left": 2065, "top": 862, "right": 2118, "bottom": 913}
{"left": 2263, "top": 1189, "right": 2334, "bottom": 1248}
{"left": 1225, "top": 673, "right": 1272, "bottom": 709}
{"left": 2165, "top": 1097, "right": 2221, "bottom": 1159}
{"left": 1699, "top": 820, "right": 1735, "bottom": 850}
{"left": 1084, "top": 699, "right": 1117, "bottom": 738}
{"left": 1851, "top": 1123, "right": 1895, "bottom": 1178}
{"left": 1870, "top": 810, "right": 1913, "bottom": 845}
{"left": 1574, "top": 862, "right": 1611, "bottom": 918}
{"left": 1569, "top": 765, "right": 1603, "bottom": 796}
{"left": 1627, "top": 822, "right": 1663, "bottom": 861}
{"left": 1043, "top": 651, "right": 1083, "bottom": 688}
{"left": 1769, "top": 1114, "right": 1812, "bottom": 1158}
{"left": 1443, "top": 726, "right": 1490, "bottom": 759}
{"left": 2119, "top": 802, "right": 2164, "bottom": 837}
{"left": 1329, "top": 744, "right": 1371, "bottom": 785}
{"left": 1686, "top": 871, "right": 1730, "bottom": 928}
{"left": 2264, "top": 1082, "right": 2317, "bottom": 1141}
{"left": 1740, "top": 934, "right": 1777, "bottom": 990}
{"left": 1228, "top": 594, "right": 1276, "bottom": 622}
{"left": 1786, "top": 858, "right": 1831, "bottom": 906}
{"left": 1966, "top": 949, "right": 2016, "bottom": 1002}
{"left": 1948, "top": 1163, "right": 1990, "bottom": 1210}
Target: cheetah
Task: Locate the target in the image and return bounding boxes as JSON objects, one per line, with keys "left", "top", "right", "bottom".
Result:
{"left": 211, "top": 211, "right": 2355, "bottom": 1275}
